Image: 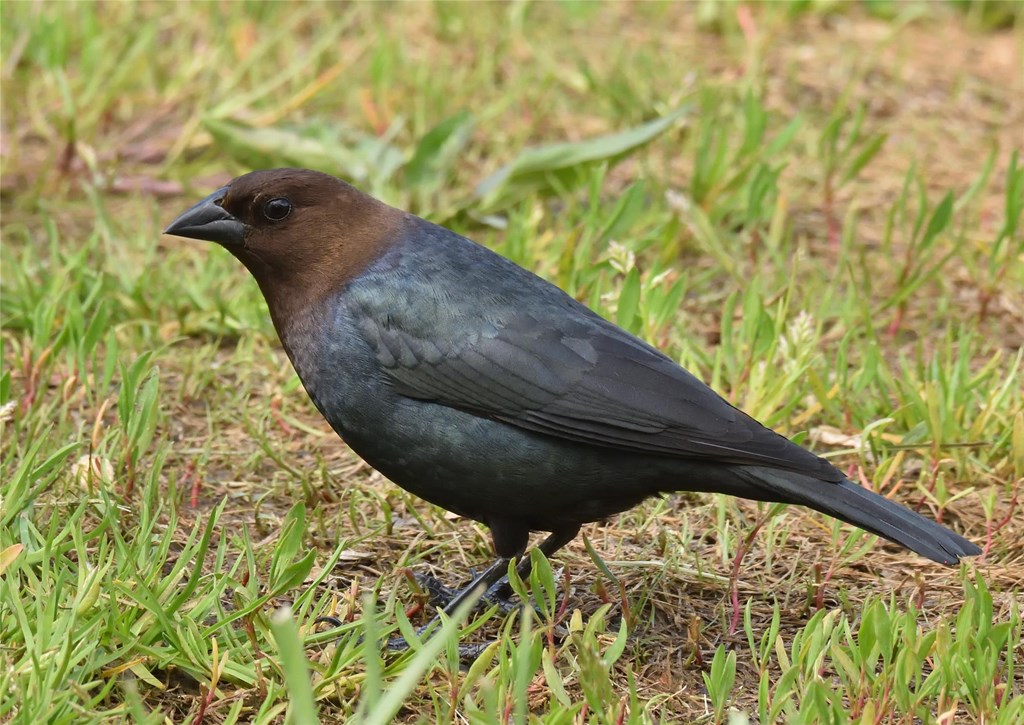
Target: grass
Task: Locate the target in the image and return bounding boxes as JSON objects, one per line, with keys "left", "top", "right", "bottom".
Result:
{"left": 2, "top": 1, "right": 1022, "bottom": 723}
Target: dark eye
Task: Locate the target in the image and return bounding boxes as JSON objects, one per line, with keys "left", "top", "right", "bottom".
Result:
{"left": 263, "top": 197, "right": 292, "bottom": 221}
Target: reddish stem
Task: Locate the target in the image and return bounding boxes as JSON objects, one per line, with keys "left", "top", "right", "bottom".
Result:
{"left": 729, "top": 513, "right": 771, "bottom": 636}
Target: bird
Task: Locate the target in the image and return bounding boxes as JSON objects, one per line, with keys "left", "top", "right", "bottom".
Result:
{"left": 164, "top": 167, "right": 980, "bottom": 617}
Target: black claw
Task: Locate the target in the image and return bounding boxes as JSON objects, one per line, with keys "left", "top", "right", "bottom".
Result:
{"left": 406, "top": 564, "right": 520, "bottom": 615}
{"left": 384, "top": 623, "right": 433, "bottom": 651}
{"left": 385, "top": 632, "right": 494, "bottom": 662}
{"left": 455, "top": 642, "right": 494, "bottom": 661}
{"left": 409, "top": 572, "right": 462, "bottom": 609}
{"left": 487, "top": 581, "right": 515, "bottom": 602}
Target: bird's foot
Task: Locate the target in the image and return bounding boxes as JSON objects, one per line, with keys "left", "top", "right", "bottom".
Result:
{"left": 480, "top": 576, "right": 525, "bottom": 614}
{"left": 315, "top": 566, "right": 567, "bottom": 663}
{"left": 384, "top": 628, "right": 494, "bottom": 661}
{"left": 408, "top": 570, "right": 569, "bottom": 646}
{"left": 407, "top": 570, "right": 463, "bottom": 609}
{"left": 409, "top": 570, "right": 522, "bottom": 615}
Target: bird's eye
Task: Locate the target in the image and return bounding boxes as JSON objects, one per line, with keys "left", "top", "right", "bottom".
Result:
{"left": 263, "top": 197, "right": 292, "bottom": 222}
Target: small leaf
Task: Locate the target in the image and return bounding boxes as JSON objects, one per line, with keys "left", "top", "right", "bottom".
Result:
{"left": 128, "top": 662, "right": 165, "bottom": 690}
{"left": 840, "top": 133, "right": 887, "bottom": 186}
{"left": 0, "top": 544, "right": 23, "bottom": 575}
{"left": 920, "top": 191, "right": 955, "bottom": 249}
{"left": 616, "top": 268, "right": 641, "bottom": 331}
{"left": 405, "top": 110, "right": 474, "bottom": 191}
{"left": 528, "top": 547, "right": 557, "bottom": 618}
{"left": 476, "top": 105, "right": 692, "bottom": 212}
{"left": 764, "top": 115, "right": 803, "bottom": 157}
{"left": 270, "top": 503, "right": 307, "bottom": 586}
{"left": 604, "top": 617, "right": 630, "bottom": 666}
{"left": 271, "top": 550, "right": 317, "bottom": 595}
{"left": 75, "top": 563, "right": 108, "bottom": 615}
{"left": 203, "top": 117, "right": 405, "bottom": 189}
{"left": 542, "top": 648, "right": 572, "bottom": 707}
{"left": 582, "top": 534, "right": 620, "bottom": 593}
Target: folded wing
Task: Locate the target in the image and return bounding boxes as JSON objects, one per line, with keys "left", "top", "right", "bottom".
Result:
{"left": 352, "top": 288, "right": 840, "bottom": 481}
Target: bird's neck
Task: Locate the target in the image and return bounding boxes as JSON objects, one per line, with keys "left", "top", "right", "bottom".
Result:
{"left": 254, "top": 274, "right": 330, "bottom": 357}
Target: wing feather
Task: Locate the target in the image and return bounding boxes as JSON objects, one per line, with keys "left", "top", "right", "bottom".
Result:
{"left": 358, "top": 296, "right": 838, "bottom": 480}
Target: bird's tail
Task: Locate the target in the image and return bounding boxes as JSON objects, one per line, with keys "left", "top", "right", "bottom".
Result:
{"left": 732, "top": 466, "right": 981, "bottom": 565}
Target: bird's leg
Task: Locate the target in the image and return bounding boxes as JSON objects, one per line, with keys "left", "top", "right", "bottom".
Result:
{"left": 384, "top": 528, "right": 579, "bottom": 658}
{"left": 406, "top": 570, "right": 462, "bottom": 609}
{"left": 485, "top": 526, "right": 580, "bottom": 603}
{"left": 404, "top": 557, "right": 513, "bottom": 611}
{"left": 412, "top": 526, "right": 580, "bottom": 611}
{"left": 386, "top": 556, "right": 516, "bottom": 655}
{"left": 437, "top": 556, "right": 516, "bottom": 617}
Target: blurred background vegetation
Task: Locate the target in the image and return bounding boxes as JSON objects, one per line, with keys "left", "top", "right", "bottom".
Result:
{"left": 2, "top": 1, "right": 1022, "bottom": 723}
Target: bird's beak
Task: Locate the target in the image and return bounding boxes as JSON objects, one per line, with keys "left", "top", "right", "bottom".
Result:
{"left": 163, "top": 186, "right": 245, "bottom": 247}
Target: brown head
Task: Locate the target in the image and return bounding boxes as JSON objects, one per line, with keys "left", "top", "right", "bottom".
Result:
{"left": 164, "top": 168, "right": 407, "bottom": 335}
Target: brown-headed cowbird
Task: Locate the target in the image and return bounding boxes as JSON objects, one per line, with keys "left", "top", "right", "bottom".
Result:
{"left": 165, "top": 168, "right": 980, "bottom": 612}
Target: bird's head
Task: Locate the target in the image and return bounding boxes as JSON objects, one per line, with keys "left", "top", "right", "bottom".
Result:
{"left": 164, "top": 168, "right": 406, "bottom": 323}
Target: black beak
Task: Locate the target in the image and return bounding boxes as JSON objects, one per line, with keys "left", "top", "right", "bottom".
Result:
{"left": 163, "top": 186, "right": 245, "bottom": 246}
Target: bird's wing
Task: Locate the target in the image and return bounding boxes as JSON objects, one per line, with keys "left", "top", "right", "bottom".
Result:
{"left": 348, "top": 281, "right": 839, "bottom": 479}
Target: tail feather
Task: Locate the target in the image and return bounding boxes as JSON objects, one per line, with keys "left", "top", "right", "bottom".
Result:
{"left": 734, "top": 466, "right": 981, "bottom": 566}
